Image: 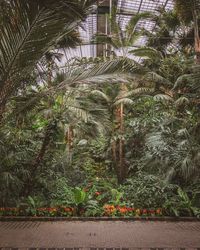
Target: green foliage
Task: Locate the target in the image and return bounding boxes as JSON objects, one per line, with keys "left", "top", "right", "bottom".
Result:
{"left": 72, "top": 188, "right": 87, "bottom": 206}
{"left": 0, "top": 0, "right": 95, "bottom": 109}
{"left": 122, "top": 173, "right": 176, "bottom": 208}
{"left": 1, "top": 1, "right": 200, "bottom": 218}
{"left": 164, "top": 187, "right": 200, "bottom": 217}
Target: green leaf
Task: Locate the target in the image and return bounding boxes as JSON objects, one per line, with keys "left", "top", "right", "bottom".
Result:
{"left": 73, "top": 187, "right": 87, "bottom": 205}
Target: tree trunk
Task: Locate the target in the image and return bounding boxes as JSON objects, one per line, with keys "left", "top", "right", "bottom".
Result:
{"left": 193, "top": 9, "right": 200, "bottom": 64}
{"left": 118, "top": 101, "right": 128, "bottom": 183}
{"left": 65, "top": 125, "right": 74, "bottom": 163}
{"left": 47, "top": 61, "right": 53, "bottom": 87}
{"left": 0, "top": 103, "right": 6, "bottom": 124}
{"left": 0, "top": 79, "right": 13, "bottom": 124}
{"left": 119, "top": 102, "right": 124, "bottom": 183}
{"left": 21, "top": 121, "right": 56, "bottom": 197}
{"left": 69, "top": 125, "right": 74, "bottom": 153}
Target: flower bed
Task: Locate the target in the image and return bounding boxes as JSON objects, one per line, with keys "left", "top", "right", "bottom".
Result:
{"left": 0, "top": 206, "right": 162, "bottom": 217}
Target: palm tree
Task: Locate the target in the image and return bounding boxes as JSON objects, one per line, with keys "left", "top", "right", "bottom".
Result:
{"left": 174, "top": 0, "right": 200, "bottom": 63}
{"left": 92, "top": 9, "right": 152, "bottom": 57}
{"left": 91, "top": 8, "right": 152, "bottom": 183}
{"left": 90, "top": 83, "right": 153, "bottom": 183}
{"left": 142, "top": 7, "right": 181, "bottom": 55}
{"left": 0, "top": 0, "right": 96, "bottom": 121}
{"left": 10, "top": 57, "right": 141, "bottom": 195}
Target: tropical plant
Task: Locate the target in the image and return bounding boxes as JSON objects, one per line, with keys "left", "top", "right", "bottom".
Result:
{"left": 164, "top": 187, "right": 200, "bottom": 216}
{"left": 174, "top": 0, "right": 200, "bottom": 63}
{"left": 91, "top": 8, "right": 156, "bottom": 182}
{"left": 122, "top": 173, "right": 177, "bottom": 208}
{"left": 89, "top": 82, "right": 153, "bottom": 183}
{"left": 0, "top": 0, "right": 96, "bottom": 120}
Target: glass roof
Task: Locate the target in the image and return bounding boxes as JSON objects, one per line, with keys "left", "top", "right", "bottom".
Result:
{"left": 61, "top": 0, "right": 173, "bottom": 63}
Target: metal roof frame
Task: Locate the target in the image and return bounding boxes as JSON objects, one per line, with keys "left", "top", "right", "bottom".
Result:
{"left": 63, "top": 0, "right": 173, "bottom": 61}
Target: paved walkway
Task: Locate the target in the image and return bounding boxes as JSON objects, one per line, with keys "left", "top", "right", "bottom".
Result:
{"left": 0, "top": 221, "right": 200, "bottom": 249}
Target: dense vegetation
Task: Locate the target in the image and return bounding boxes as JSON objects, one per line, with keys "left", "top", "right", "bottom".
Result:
{"left": 0, "top": 0, "right": 200, "bottom": 217}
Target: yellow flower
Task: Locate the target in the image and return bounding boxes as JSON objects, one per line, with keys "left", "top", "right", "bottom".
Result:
{"left": 135, "top": 209, "right": 141, "bottom": 215}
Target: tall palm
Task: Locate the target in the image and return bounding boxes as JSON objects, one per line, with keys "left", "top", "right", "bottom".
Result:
{"left": 11, "top": 57, "right": 142, "bottom": 194}
{"left": 0, "top": 0, "right": 96, "bottom": 121}
{"left": 174, "top": 0, "right": 200, "bottom": 63}
{"left": 92, "top": 9, "right": 152, "bottom": 183}
{"left": 92, "top": 9, "right": 152, "bottom": 57}
{"left": 90, "top": 83, "right": 153, "bottom": 183}
{"left": 143, "top": 7, "right": 181, "bottom": 54}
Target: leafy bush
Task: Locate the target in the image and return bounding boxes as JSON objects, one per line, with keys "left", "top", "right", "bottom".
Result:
{"left": 122, "top": 173, "right": 177, "bottom": 208}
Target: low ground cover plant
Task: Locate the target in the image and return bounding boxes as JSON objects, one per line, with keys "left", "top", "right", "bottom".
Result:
{"left": 0, "top": 182, "right": 199, "bottom": 217}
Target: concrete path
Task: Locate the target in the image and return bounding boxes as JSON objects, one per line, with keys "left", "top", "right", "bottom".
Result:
{"left": 0, "top": 221, "right": 200, "bottom": 249}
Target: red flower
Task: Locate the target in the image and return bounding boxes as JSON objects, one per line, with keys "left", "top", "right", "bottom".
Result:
{"left": 150, "top": 209, "right": 155, "bottom": 215}
{"left": 142, "top": 209, "right": 147, "bottom": 214}
{"left": 127, "top": 207, "right": 133, "bottom": 212}
{"left": 95, "top": 191, "right": 101, "bottom": 196}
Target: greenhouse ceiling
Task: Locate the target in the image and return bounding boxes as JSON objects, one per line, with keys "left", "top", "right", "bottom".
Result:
{"left": 66, "top": 0, "right": 173, "bottom": 59}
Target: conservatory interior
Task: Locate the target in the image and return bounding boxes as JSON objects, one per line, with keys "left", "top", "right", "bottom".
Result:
{"left": 0, "top": 0, "right": 200, "bottom": 224}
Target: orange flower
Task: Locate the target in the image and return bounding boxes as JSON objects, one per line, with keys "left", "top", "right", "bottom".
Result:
{"left": 156, "top": 208, "right": 162, "bottom": 215}
{"left": 50, "top": 208, "right": 57, "bottom": 212}
{"left": 119, "top": 207, "right": 128, "bottom": 214}
{"left": 64, "top": 207, "right": 71, "bottom": 212}
{"left": 103, "top": 204, "right": 116, "bottom": 214}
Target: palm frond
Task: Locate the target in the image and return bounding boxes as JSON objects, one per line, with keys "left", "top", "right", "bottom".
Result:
{"left": 146, "top": 72, "right": 173, "bottom": 88}
{"left": 56, "top": 30, "right": 82, "bottom": 49}
{"left": 0, "top": 0, "right": 95, "bottom": 109}
{"left": 113, "top": 98, "right": 134, "bottom": 106}
{"left": 181, "top": 156, "right": 196, "bottom": 180}
{"left": 90, "top": 90, "right": 111, "bottom": 103}
{"left": 126, "top": 12, "right": 153, "bottom": 41}
{"left": 91, "top": 34, "right": 119, "bottom": 49}
{"left": 58, "top": 58, "right": 143, "bottom": 88}
{"left": 153, "top": 94, "right": 173, "bottom": 102}
{"left": 67, "top": 106, "right": 89, "bottom": 122}
{"left": 122, "top": 87, "right": 154, "bottom": 99}
{"left": 175, "top": 96, "right": 190, "bottom": 106}
{"left": 129, "top": 47, "right": 163, "bottom": 61}
{"left": 173, "top": 72, "right": 200, "bottom": 90}
{"left": 12, "top": 92, "right": 45, "bottom": 116}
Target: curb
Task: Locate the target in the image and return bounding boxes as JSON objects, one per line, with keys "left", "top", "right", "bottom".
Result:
{"left": 0, "top": 216, "right": 200, "bottom": 221}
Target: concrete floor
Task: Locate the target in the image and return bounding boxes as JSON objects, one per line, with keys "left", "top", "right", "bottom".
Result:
{"left": 0, "top": 221, "right": 200, "bottom": 249}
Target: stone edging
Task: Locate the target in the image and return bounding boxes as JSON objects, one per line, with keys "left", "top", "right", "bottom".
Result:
{"left": 0, "top": 216, "right": 200, "bottom": 221}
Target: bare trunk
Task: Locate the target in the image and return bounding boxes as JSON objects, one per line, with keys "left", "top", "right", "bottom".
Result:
{"left": 111, "top": 140, "right": 117, "bottom": 163}
{"left": 21, "top": 121, "right": 56, "bottom": 197}
{"left": 111, "top": 140, "right": 120, "bottom": 180}
{"left": 0, "top": 103, "right": 6, "bottom": 124}
{"left": 193, "top": 9, "right": 200, "bottom": 64}
{"left": 0, "top": 80, "right": 13, "bottom": 124}
{"left": 119, "top": 102, "right": 124, "bottom": 182}
{"left": 47, "top": 61, "right": 53, "bottom": 87}
{"left": 65, "top": 125, "right": 74, "bottom": 163}
{"left": 68, "top": 125, "right": 74, "bottom": 153}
